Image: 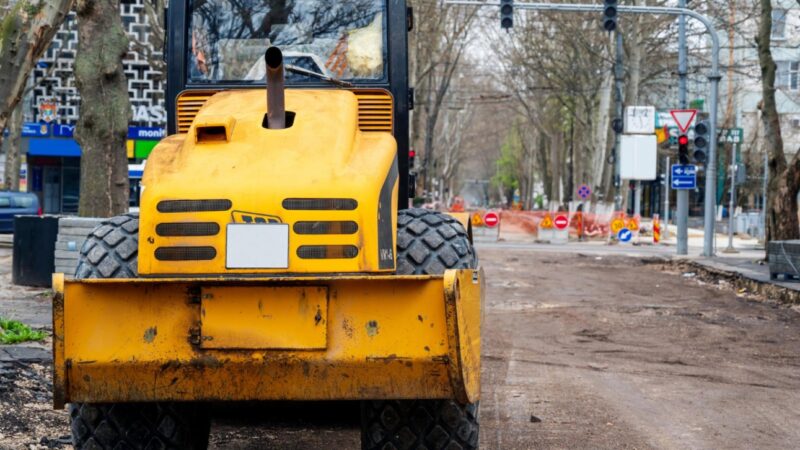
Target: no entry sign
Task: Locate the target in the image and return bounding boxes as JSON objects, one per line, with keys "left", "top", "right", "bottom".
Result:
{"left": 484, "top": 212, "right": 499, "bottom": 228}
{"left": 554, "top": 215, "right": 569, "bottom": 230}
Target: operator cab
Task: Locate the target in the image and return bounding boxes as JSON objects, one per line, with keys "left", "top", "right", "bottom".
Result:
{"left": 165, "top": 0, "right": 412, "bottom": 204}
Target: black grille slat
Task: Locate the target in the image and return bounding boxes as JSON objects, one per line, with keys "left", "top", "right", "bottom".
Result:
{"left": 155, "top": 246, "right": 217, "bottom": 261}
{"left": 157, "top": 199, "right": 232, "bottom": 213}
{"left": 297, "top": 245, "right": 358, "bottom": 259}
{"left": 293, "top": 221, "right": 358, "bottom": 235}
{"left": 156, "top": 222, "right": 220, "bottom": 237}
{"left": 282, "top": 198, "right": 358, "bottom": 211}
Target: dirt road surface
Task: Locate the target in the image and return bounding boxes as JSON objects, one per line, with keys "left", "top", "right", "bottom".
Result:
{"left": 2, "top": 246, "right": 799, "bottom": 449}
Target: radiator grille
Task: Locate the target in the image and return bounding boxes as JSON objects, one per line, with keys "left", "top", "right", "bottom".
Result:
{"left": 283, "top": 198, "right": 357, "bottom": 211}
{"left": 176, "top": 91, "right": 217, "bottom": 133}
{"left": 353, "top": 90, "right": 393, "bottom": 133}
{"left": 293, "top": 221, "right": 358, "bottom": 235}
{"left": 157, "top": 199, "right": 232, "bottom": 213}
{"left": 156, "top": 222, "right": 220, "bottom": 237}
{"left": 297, "top": 245, "right": 358, "bottom": 259}
{"left": 175, "top": 89, "right": 393, "bottom": 133}
{"left": 155, "top": 246, "right": 217, "bottom": 261}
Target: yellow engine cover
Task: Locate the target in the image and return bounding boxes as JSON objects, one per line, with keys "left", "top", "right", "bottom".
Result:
{"left": 138, "top": 89, "right": 398, "bottom": 275}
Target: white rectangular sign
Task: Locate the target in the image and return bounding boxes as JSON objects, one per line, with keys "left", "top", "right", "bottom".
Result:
{"left": 624, "top": 106, "right": 655, "bottom": 134}
{"left": 620, "top": 134, "right": 657, "bottom": 180}
{"left": 226, "top": 224, "right": 289, "bottom": 269}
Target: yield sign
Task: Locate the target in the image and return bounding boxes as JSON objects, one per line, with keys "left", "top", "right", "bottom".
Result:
{"left": 670, "top": 109, "right": 697, "bottom": 133}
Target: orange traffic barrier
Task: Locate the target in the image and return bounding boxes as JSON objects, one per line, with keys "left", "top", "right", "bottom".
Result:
{"left": 653, "top": 214, "right": 661, "bottom": 243}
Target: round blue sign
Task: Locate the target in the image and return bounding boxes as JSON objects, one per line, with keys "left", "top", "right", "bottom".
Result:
{"left": 617, "top": 228, "right": 632, "bottom": 243}
{"left": 577, "top": 184, "right": 591, "bottom": 200}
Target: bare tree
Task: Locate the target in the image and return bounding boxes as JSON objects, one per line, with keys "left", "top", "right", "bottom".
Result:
{"left": 75, "top": 0, "right": 131, "bottom": 217}
{"left": 409, "top": 0, "right": 477, "bottom": 197}
{"left": 0, "top": 0, "right": 73, "bottom": 188}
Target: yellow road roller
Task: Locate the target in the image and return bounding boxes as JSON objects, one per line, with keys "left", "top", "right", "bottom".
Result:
{"left": 53, "top": 1, "right": 482, "bottom": 449}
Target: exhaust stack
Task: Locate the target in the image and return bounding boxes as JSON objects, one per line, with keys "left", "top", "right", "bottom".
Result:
{"left": 265, "top": 46, "right": 285, "bottom": 129}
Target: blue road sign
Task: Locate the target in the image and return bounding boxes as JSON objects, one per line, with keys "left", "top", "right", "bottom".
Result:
{"left": 671, "top": 164, "right": 697, "bottom": 190}
{"left": 22, "top": 122, "right": 50, "bottom": 138}
{"left": 577, "top": 184, "right": 591, "bottom": 200}
{"left": 618, "top": 228, "right": 632, "bottom": 243}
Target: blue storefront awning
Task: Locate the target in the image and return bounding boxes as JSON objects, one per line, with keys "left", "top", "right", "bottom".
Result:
{"left": 28, "top": 138, "right": 81, "bottom": 157}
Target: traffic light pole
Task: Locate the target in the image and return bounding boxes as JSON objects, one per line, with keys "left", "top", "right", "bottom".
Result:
{"left": 447, "top": 1, "right": 722, "bottom": 257}
{"left": 676, "top": 0, "right": 689, "bottom": 256}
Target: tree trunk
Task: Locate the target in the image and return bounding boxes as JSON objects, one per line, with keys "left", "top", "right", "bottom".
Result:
{"left": 4, "top": 104, "right": 23, "bottom": 191}
{"left": 75, "top": 0, "right": 132, "bottom": 217}
{"left": 0, "top": 0, "right": 73, "bottom": 157}
{"left": 592, "top": 67, "right": 613, "bottom": 196}
{"left": 624, "top": 0, "right": 644, "bottom": 105}
{"left": 550, "top": 132, "right": 561, "bottom": 204}
{"left": 538, "top": 132, "right": 551, "bottom": 203}
{"left": 757, "top": 0, "right": 800, "bottom": 243}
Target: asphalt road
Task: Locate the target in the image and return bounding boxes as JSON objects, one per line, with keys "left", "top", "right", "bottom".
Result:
{"left": 2, "top": 245, "right": 800, "bottom": 449}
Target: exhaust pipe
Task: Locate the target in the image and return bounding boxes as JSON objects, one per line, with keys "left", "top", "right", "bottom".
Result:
{"left": 265, "top": 46, "right": 285, "bottom": 129}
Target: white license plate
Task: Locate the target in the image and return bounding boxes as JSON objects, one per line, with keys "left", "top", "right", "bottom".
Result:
{"left": 226, "top": 224, "right": 289, "bottom": 269}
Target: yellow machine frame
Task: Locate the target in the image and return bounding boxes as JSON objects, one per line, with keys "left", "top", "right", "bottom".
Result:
{"left": 52, "top": 269, "right": 483, "bottom": 408}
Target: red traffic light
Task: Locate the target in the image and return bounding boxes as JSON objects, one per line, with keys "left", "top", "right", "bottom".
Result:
{"left": 409, "top": 149, "right": 416, "bottom": 158}
{"left": 678, "top": 135, "right": 689, "bottom": 146}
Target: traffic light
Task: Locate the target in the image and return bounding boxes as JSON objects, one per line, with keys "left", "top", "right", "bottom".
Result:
{"left": 500, "top": 0, "right": 513, "bottom": 30}
{"left": 693, "top": 120, "right": 709, "bottom": 164}
{"left": 678, "top": 134, "right": 690, "bottom": 164}
{"left": 409, "top": 148, "right": 416, "bottom": 169}
{"left": 602, "top": 0, "right": 618, "bottom": 32}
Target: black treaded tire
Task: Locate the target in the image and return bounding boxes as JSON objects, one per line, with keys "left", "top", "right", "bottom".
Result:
{"left": 74, "top": 213, "right": 140, "bottom": 279}
{"left": 70, "top": 402, "right": 211, "bottom": 450}
{"left": 70, "top": 214, "right": 211, "bottom": 450}
{"left": 360, "top": 208, "right": 479, "bottom": 450}
{"left": 395, "top": 208, "right": 477, "bottom": 274}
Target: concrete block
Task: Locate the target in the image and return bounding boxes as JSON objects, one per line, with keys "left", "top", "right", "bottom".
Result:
{"left": 59, "top": 217, "right": 104, "bottom": 229}
{"left": 57, "top": 228, "right": 97, "bottom": 238}
{"left": 55, "top": 240, "right": 84, "bottom": 252}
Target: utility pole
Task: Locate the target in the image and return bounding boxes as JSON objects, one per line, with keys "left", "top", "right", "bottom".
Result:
{"left": 724, "top": 142, "right": 739, "bottom": 253}
{"left": 676, "top": 0, "right": 689, "bottom": 255}
{"left": 663, "top": 156, "right": 670, "bottom": 239}
{"left": 614, "top": 32, "right": 624, "bottom": 211}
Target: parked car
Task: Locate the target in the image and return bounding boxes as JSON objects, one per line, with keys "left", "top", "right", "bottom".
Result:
{"left": 0, "top": 192, "right": 41, "bottom": 233}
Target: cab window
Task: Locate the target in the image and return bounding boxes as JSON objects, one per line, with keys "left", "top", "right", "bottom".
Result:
{"left": 187, "top": 0, "right": 386, "bottom": 83}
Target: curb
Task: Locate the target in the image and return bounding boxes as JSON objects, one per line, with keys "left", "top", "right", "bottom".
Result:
{"left": 678, "top": 259, "right": 800, "bottom": 306}
{"left": 0, "top": 345, "right": 53, "bottom": 364}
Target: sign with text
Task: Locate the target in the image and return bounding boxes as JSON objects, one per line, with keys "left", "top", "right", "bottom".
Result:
{"left": 52, "top": 123, "right": 75, "bottom": 138}
{"left": 22, "top": 123, "right": 50, "bottom": 138}
{"left": 624, "top": 106, "right": 656, "bottom": 134}
{"left": 127, "top": 126, "right": 166, "bottom": 140}
{"left": 671, "top": 164, "right": 697, "bottom": 190}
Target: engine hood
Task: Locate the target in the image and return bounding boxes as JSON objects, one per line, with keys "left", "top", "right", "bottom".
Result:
{"left": 138, "top": 89, "right": 398, "bottom": 276}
